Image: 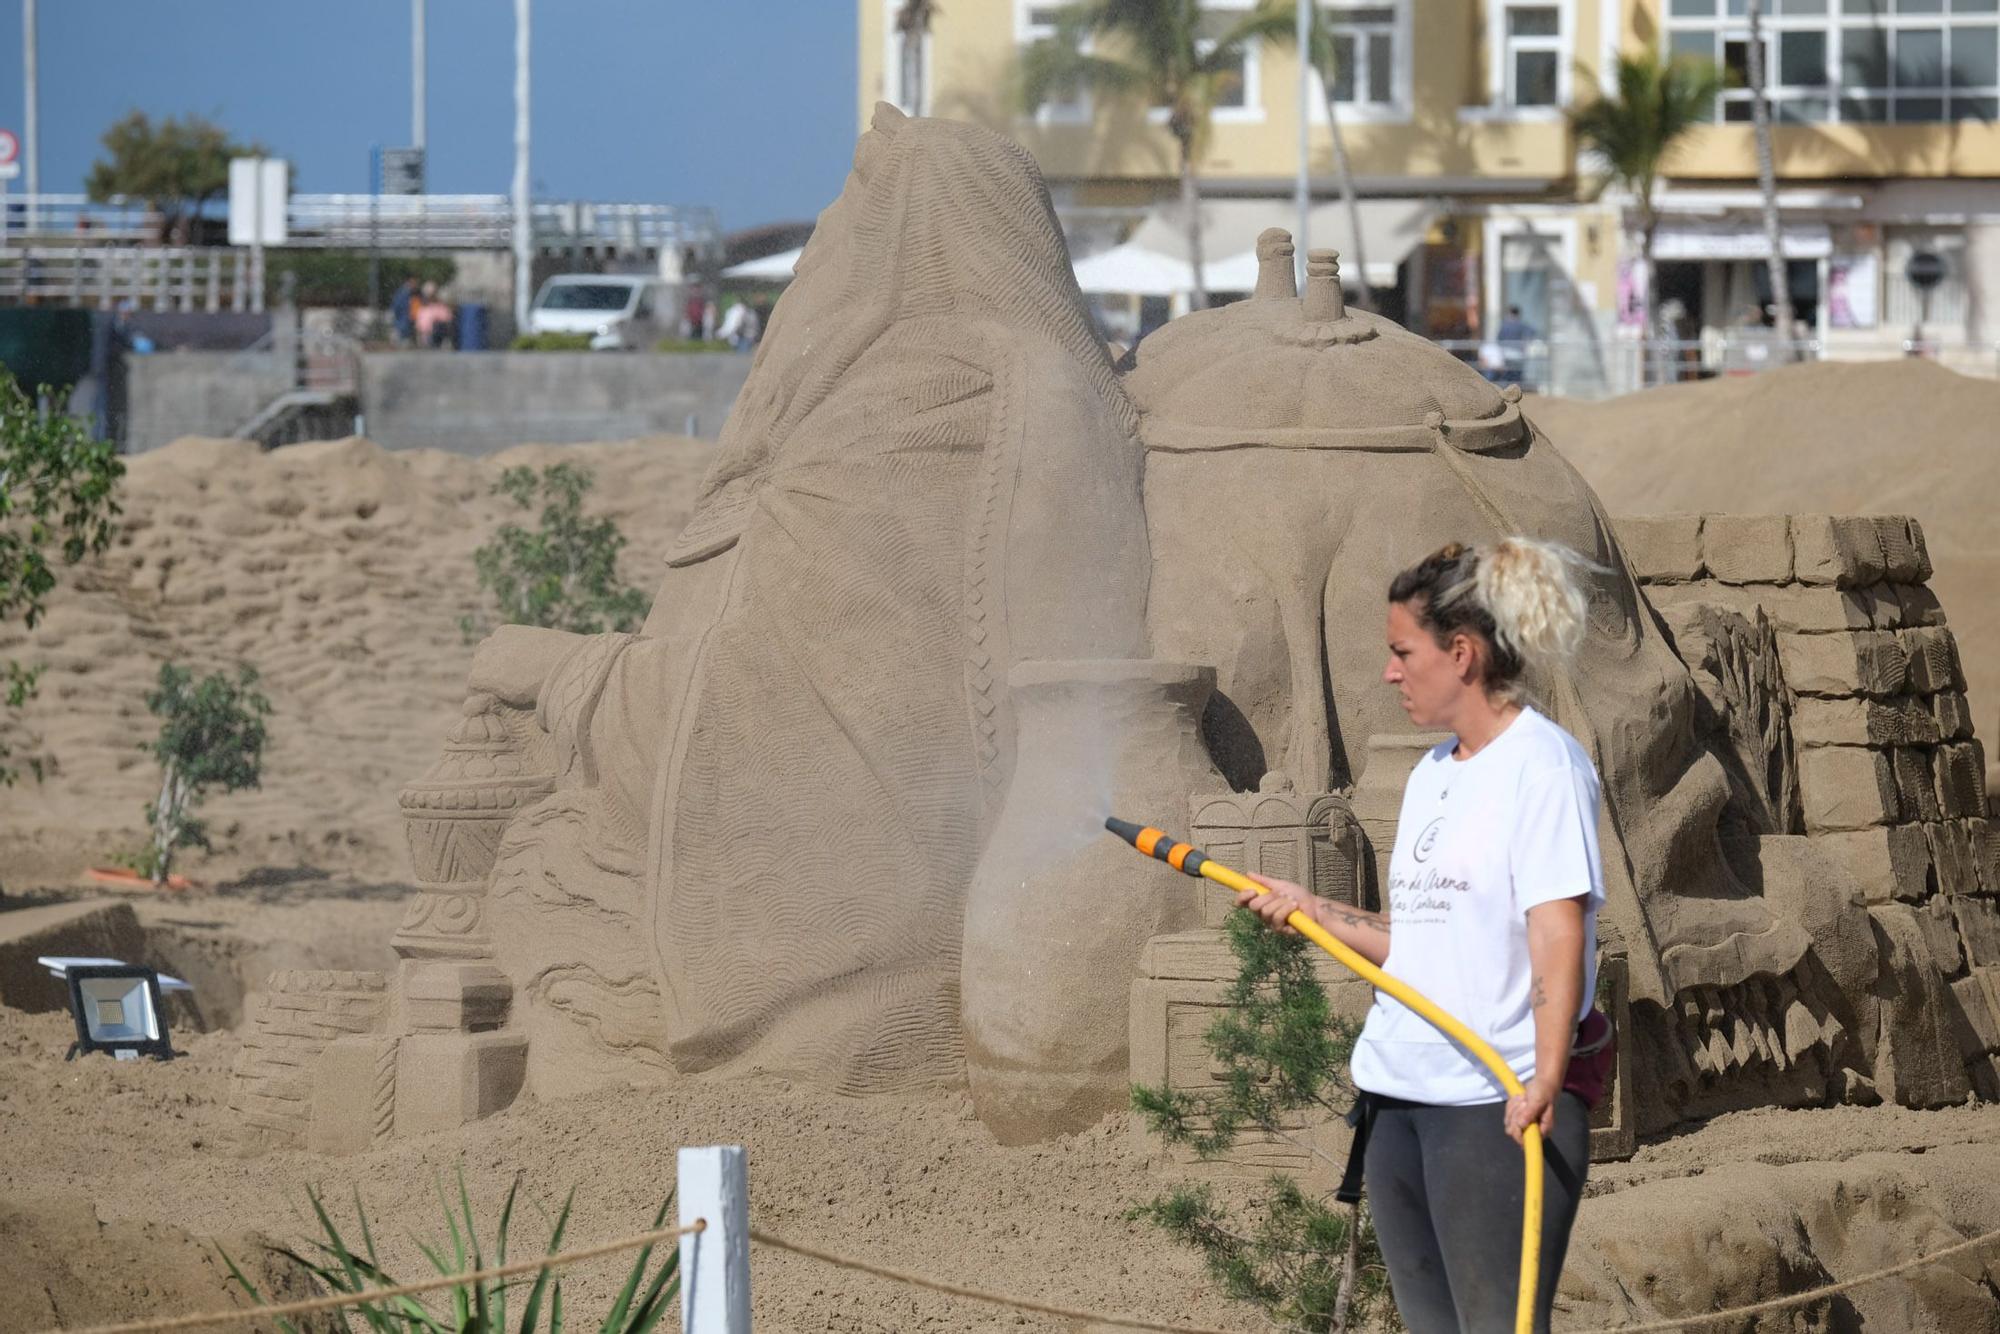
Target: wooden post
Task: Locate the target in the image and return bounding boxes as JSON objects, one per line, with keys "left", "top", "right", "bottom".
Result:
{"left": 678, "top": 1145, "right": 750, "bottom": 1334}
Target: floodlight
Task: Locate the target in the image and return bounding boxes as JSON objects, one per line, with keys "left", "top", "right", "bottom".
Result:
{"left": 61, "top": 964, "right": 174, "bottom": 1061}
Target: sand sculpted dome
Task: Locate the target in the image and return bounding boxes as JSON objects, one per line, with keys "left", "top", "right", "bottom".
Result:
{"left": 278, "top": 108, "right": 1985, "bottom": 1156}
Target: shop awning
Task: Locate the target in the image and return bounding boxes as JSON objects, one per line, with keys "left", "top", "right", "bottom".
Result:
{"left": 1128, "top": 197, "right": 1438, "bottom": 288}
{"left": 1652, "top": 223, "right": 1833, "bottom": 262}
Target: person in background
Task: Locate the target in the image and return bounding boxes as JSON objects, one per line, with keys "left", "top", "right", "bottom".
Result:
{"left": 683, "top": 286, "right": 708, "bottom": 341}
{"left": 716, "top": 297, "right": 762, "bottom": 352}
{"left": 1494, "top": 304, "right": 1537, "bottom": 387}
{"left": 391, "top": 275, "right": 419, "bottom": 347}
{"left": 415, "top": 281, "right": 455, "bottom": 350}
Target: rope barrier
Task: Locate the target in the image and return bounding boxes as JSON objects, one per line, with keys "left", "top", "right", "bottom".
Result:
{"left": 43, "top": 1219, "right": 706, "bottom": 1334}
{"left": 747, "top": 1228, "right": 1247, "bottom": 1333}
{"left": 1567, "top": 1219, "right": 2000, "bottom": 1334}
{"left": 33, "top": 1200, "right": 2000, "bottom": 1334}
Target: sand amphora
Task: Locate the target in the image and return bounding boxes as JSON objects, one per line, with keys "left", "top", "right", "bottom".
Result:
{"left": 962, "top": 659, "right": 1223, "bottom": 1143}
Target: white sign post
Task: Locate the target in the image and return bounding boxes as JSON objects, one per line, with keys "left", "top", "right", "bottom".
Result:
{"left": 678, "top": 1145, "right": 751, "bottom": 1334}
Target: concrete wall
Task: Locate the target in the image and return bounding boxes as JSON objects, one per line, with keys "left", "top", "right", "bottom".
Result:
{"left": 360, "top": 351, "right": 753, "bottom": 452}
{"left": 124, "top": 351, "right": 292, "bottom": 454}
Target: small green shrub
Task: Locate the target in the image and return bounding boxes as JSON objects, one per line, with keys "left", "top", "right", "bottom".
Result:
{"left": 0, "top": 369, "right": 124, "bottom": 790}
{"left": 466, "top": 463, "right": 650, "bottom": 637}
{"left": 223, "top": 1169, "right": 680, "bottom": 1334}
{"left": 141, "top": 662, "right": 273, "bottom": 887}
{"left": 652, "top": 338, "right": 725, "bottom": 354}
{"left": 509, "top": 332, "right": 595, "bottom": 352}
{"left": 1130, "top": 909, "right": 1395, "bottom": 1332}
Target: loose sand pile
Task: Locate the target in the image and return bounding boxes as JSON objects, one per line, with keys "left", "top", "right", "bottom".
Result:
{"left": 4, "top": 406, "right": 2000, "bottom": 1328}
{"left": 0, "top": 434, "right": 709, "bottom": 889}
{"left": 1532, "top": 359, "right": 2000, "bottom": 730}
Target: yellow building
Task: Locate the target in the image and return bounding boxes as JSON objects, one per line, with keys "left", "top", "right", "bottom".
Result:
{"left": 860, "top": 0, "right": 2000, "bottom": 388}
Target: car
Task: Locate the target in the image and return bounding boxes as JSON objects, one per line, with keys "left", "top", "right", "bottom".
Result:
{"left": 527, "top": 274, "right": 677, "bottom": 350}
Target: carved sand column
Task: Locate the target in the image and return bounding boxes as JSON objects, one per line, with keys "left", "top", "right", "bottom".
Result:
{"left": 311, "top": 696, "right": 551, "bottom": 1152}
{"left": 962, "top": 659, "right": 1224, "bottom": 1143}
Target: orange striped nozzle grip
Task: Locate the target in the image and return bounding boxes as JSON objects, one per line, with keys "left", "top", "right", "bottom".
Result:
{"left": 1104, "top": 816, "right": 1210, "bottom": 877}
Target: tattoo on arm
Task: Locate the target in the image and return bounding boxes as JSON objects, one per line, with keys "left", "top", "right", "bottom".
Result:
{"left": 1530, "top": 975, "right": 1548, "bottom": 1009}
{"left": 1325, "top": 904, "right": 1390, "bottom": 936}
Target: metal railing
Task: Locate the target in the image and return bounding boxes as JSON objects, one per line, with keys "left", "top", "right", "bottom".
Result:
{"left": 3, "top": 192, "right": 723, "bottom": 257}
{"left": 1434, "top": 335, "right": 2000, "bottom": 399}
{"left": 0, "top": 245, "right": 264, "bottom": 311}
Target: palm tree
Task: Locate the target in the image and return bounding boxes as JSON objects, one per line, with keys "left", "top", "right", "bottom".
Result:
{"left": 1251, "top": 1, "right": 1371, "bottom": 310}
{"left": 1021, "top": 0, "right": 1281, "bottom": 309}
{"left": 1745, "top": 0, "right": 1797, "bottom": 350}
{"left": 894, "top": 0, "right": 940, "bottom": 116}
{"left": 1569, "top": 52, "right": 1724, "bottom": 372}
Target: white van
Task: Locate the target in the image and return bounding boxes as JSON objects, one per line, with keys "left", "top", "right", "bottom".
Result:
{"left": 527, "top": 274, "right": 676, "bottom": 350}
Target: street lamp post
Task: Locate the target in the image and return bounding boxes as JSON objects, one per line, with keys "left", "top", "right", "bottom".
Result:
{"left": 23, "top": 0, "right": 38, "bottom": 234}
{"left": 513, "top": 0, "right": 532, "bottom": 331}
{"left": 1295, "top": 0, "right": 1311, "bottom": 286}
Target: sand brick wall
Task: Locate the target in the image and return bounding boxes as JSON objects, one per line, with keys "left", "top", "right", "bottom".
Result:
{"left": 227, "top": 970, "right": 386, "bottom": 1142}
{"left": 1619, "top": 513, "right": 2000, "bottom": 1095}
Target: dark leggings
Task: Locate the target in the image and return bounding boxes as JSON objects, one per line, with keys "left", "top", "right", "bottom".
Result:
{"left": 1363, "top": 1092, "right": 1590, "bottom": 1334}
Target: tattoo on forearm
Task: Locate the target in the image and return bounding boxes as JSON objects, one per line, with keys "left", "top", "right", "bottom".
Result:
{"left": 1325, "top": 904, "right": 1389, "bottom": 936}
{"left": 1530, "top": 975, "right": 1548, "bottom": 1009}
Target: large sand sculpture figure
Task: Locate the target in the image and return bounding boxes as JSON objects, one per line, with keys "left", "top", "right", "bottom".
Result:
{"left": 275, "top": 108, "right": 1991, "bottom": 1154}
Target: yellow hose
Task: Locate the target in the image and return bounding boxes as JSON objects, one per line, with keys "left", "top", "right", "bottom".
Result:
{"left": 1113, "top": 823, "right": 1543, "bottom": 1334}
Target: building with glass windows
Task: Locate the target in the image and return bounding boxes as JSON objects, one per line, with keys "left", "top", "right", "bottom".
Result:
{"left": 860, "top": 0, "right": 2000, "bottom": 389}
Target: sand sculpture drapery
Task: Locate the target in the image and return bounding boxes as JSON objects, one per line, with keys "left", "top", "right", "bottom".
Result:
{"left": 278, "top": 107, "right": 1988, "bottom": 1154}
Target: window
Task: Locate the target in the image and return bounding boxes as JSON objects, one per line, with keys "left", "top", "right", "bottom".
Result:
{"left": 1502, "top": 3, "right": 1564, "bottom": 107}
{"left": 1020, "top": 3, "right": 1090, "bottom": 121}
{"left": 1146, "top": 2, "right": 1267, "bottom": 122}
{"left": 1327, "top": 5, "right": 1400, "bottom": 106}
{"left": 1665, "top": 0, "right": 2000, "bottom": 121}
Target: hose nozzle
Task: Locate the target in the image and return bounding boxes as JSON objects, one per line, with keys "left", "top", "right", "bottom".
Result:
{"left": 1103, "top": 816, "right": 1211, "bottom": 878}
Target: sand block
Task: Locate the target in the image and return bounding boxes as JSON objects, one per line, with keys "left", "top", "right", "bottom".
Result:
{"left": 0, "top": 899, "right": 147, "bottom": 1013}
{"left": 308, "top": 1035, "right": 400, "bottom": 1156}
{"left": 402, "top": 961, "right": 512, "bottom": 1034}
{"left": 1936, "top": 742, "right": 1988, "bottom": 820}
{"left": 1866, "top": 905, "right": 1974, "bottom": 1107}
{"left": 1702, "top": 515, "right": 1793, "bottom": 584}
{"left": 1955, "top": 896, "right": 2000, "bottom": 968}
{"left": 229, "top": 970, "right": 387, "bottom": 1145}
{"left": 1934, "top": 691, "right": 1975, "bottom": 742}
{"left": 1797, "top": 746, "right": 1900, "bottom": 832}
{"left": 1926, "top": 820, "right": 1982, "bottom": 900}
{"left": 393, "top": 1031, "right": 528, "bottom": 1137}
{"left": 1872, "top": 517, "right": 1928, "bottom": 583}
{"left": 1778, "top": 631, "right": 1908, "bottom": 698}
{"left": 1919, "top": 895, "right": 1965, "bottom": 975}
{"left": 1614, "top": 516, "right": 1703, "bottom": 582}
{"left": 1895, "top": 582, "right": 1947, "bottom": 627}
{"left": 1791, "top": 696, "right": 1940, "bottom": 749}
{"left": 1814, "top": 827, "right": 1931, "bottom": 905}
{"left": 1894, "top": 749, "right": 1943, "bottom": 824}
{"left": 1903, "top": 627, "right": 1964, "bottom": 695}
{"left": 1791, "top": 515, "right": 1886, "bottom": 587}
{"left": 1947, "top": 971, "right": 2000, "bottom": 1059}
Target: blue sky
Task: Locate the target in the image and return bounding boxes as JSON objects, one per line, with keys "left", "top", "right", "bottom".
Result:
{"left": 0, "top": 1, "right": 859, "bottom": 231}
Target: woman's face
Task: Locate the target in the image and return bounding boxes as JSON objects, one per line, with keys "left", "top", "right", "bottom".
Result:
{"left": 1382, "top": 599, "right": 1478, "bottom": 729}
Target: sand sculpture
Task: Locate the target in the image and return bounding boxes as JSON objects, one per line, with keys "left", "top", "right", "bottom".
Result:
{"left": 260, "top": 107, "right": 1997, "bottom": 1155}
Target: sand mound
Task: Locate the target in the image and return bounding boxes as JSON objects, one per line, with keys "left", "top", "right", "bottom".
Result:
{"left": 0, "top": 434, "right": 710, "bottom": 887}
{"left": 1532, "top": 360, "right": 2000, "bottom": 728}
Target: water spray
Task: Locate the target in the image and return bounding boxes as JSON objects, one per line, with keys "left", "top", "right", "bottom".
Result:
{"left": 1106, "top": 816, "right": 1545, "bottom": 1334}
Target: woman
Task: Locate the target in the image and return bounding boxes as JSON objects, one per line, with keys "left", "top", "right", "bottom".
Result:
{"left": 1237, "top": 537, "right": 1604, "bottom": 1334}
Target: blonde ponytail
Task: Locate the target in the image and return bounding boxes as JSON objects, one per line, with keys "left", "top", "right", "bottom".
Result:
{"left": 1388, "top": 536, "right": 1595, "bottom": 699}
{"left": 1476, "top": 536, "right": 1590, "bottom": 672}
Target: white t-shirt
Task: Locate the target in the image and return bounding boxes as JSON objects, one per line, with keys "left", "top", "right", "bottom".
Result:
{"left": 1349, "top": 706, "right": 1604, "bottom": 1106}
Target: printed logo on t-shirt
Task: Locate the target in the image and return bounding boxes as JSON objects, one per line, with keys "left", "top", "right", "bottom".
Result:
{"left": 1385, "top": 815, "right": 1470, "bottom": 927}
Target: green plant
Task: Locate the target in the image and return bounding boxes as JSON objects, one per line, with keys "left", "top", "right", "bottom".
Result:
{"left": 222, "top": 1170, "right": 680, "bottom": 1334}
{"left": 468, "top": 463, "right": 651, "bottom": 637}
{"left": 264, "top": 252, "right": 458, "bottom": 310}
{"left": 1020, "top": 0, "right": 1281, "bottom": 309}
{"left": 0, "top": 370, "right": 124, "bottom": 789}
{"left": 1130, "top": 909, "right": 1394, "bottom": 1331}
{"left": 141, "top": 662, "right": 273, "bottom": 887}
{"left": 509, "top": 332, "right": 596, "bottom": 352}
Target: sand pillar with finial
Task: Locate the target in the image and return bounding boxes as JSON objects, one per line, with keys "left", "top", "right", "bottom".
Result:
{"left": 1304, "top": 249, "right": 1348, "bottom": 322}
{"left": 1253, "top": 228, "right": 1298, "bottom": 301}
